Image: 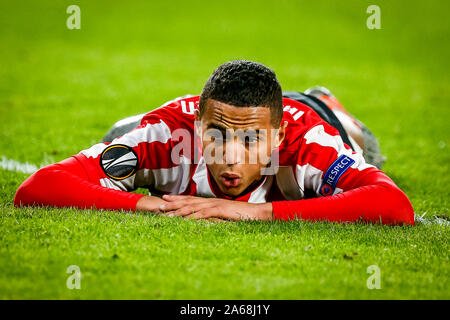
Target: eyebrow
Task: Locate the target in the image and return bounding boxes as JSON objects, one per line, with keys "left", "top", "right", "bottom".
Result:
{"left": 206, "top": 123, "right": 262, "bottom": 135}
{"left": 206, "top": 123, "right": 227, "bottom": 132}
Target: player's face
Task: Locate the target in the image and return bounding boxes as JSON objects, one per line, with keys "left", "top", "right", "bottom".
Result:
{"left": 196, "top": 99, "right": 285, "bottom": 197}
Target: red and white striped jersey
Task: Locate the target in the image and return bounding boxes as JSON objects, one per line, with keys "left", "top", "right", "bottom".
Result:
{"left": 76, "top": 95, "right": 377, "bottom": 203}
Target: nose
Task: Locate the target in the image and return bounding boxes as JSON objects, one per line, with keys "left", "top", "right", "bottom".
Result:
{"left": 223, "top": 137, "right": 245, "bottom": 165}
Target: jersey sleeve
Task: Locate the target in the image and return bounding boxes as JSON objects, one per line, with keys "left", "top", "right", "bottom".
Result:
{"left": 14, "top": 96, "right": 198, "bottom": 211}
{"left": 272, "top": 121, "right": 414, "bottom": 225}
{"left": 77, "top": 116, "right": 174, "bottom": 192}
{"left": 294, "top": 122, "right": 376, "bottom": 197}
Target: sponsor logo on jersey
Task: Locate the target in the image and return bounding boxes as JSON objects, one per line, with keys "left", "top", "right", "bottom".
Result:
{"left": 319, "top": 155, "right": 355, "bottom": 196}
{"left": 100, "top": 144, "right": 139, "bottom": 180}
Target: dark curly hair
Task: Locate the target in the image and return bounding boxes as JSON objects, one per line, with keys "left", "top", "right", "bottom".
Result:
{"left": 199, "top": 60, "right": 283, "bottom": 127}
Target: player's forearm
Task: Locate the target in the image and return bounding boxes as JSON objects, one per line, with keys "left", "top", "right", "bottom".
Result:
{"left": 272, "top": 182, "right": 414, "bottom": 225}
{"left": 14, "top": 165, "right": 145, "bottom": 211}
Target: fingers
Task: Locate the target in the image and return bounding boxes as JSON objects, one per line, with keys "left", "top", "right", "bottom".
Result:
{"left": 162, "top": 195, "right": 196, "bottom": 202}
{"left": 164, "top": 208, "right": 215, "bottom": 220}
{"left": 186, "top": 209, "right": 209, "bottom": 220}
{"left": 159, "top": 202, "right": 184, "bottom": 212}
{"left": 159, "top": 195, "right": 215, "bottom": 212}
{"left": 163, "top": 206, "right": 195, "bottom": 217}
{"left": 158, "top": 196, "right": 246, "bottom": 222}
{"left": 187, "top": 209, "right": 241, "bottom": 221}
{"left": 163, "top": 206, "right": 244, "bottom": 221}
{"left": 165, "top": 211, "right": 228, "bottom": 223}
{"left": 162, "top": 200, "right": 216, "bottom": 217}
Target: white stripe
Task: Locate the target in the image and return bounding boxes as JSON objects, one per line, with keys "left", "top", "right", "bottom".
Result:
{"left": 192, "top": 157, "right": 215, "bottom": 198}
{"left": 0, "top": 156, "right": 39, "bottom": 174}
{"left": 415, "top": 214, "right": 448, "bottom": 226}
{"left": 99, "top": 156, "right": 192, "bottom": 194}
{"left": 283, "top": 106, "right": 304, "bottom": 121}
{"left": 100, "top": 168, "right": 154, "bottom": 191}
{"left": 295, "top": 164, "right": 345, "bottom": 197}
{"left": 296, "top": 163, "right": 324, "bottom": 195}
{"left": 99, "top": 178, "right": 124, "bottom": 191}
{"left": 276, "top": 166, "right": 304, "bottom": 200}
{"left": 181, "top": 100, "right": 196, "bottom": 114}
{"left": 81, "top": 143, "right": 109, "bottom": 159}
{"left": 293, "top": 110, "right": 304, "bottom": 121}
{"left": 113, "top": 113, "right": 146, "bottom": 127}
{"left": 299, "top": 125, "right": 376, "bottom": 196}
{"left": 304, "top": 125, "right": 344, "bottom": 150}
{"left": 248, "top": 175, "right": 274, "bottom": 204}
{"left": 151, "top": 156, "right": 191, "bottom": 194}
{"left": 304, "top": 125, "right": 374, "bottom": 171}
{"left": 81, "top": 120, "right": 172, "bottom": 159}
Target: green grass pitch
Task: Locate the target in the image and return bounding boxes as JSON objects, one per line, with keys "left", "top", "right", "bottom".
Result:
{"left": 0, "top": 0, "right": 449, "bottom": 299}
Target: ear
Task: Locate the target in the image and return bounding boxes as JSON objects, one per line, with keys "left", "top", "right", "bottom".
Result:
{"left": 274, "top": 121, "right": 288, "bottom": 149}
{"left": 194, "top": 110, "right": 202, "bottom": 138}
{"left": 194, "top": 109, "right": 200, "bottom": 122}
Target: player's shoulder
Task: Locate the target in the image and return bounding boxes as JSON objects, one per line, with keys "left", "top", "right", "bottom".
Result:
{"left": 279, "top": 97, "right": 339, "bottom": 164}
{"left": 281, "top": 97, "right": 327, "bottom": 128}
{"left": 280, "top": 97, "right": 330, "bottom": 143}
{"left": 140, "top": 94, "right": 200, "bottom": 132}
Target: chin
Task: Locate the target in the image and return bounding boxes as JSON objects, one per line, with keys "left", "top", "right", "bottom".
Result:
{"left": 220, "top": 185, "right": 245, "bottom": 197}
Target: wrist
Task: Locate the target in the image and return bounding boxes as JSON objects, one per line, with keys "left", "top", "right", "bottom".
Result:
{"left": 136, "top": 195, "right": 167, "bottom": 212}
{"left": 257, "top": 202, "right": 273, "bottom": 221}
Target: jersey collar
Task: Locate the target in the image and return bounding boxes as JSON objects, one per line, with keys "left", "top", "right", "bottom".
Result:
{"left": 192, "top": 156, "right": 273, "bottom": 203}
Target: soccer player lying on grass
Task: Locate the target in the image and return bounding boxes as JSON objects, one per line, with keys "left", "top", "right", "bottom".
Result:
{"left": 14, "top": 60, "right": 414, "bottom": 225}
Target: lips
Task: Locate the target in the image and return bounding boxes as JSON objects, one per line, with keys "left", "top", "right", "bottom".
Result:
{"left": 220, "top": 172, "right": 241, "bottom": 188}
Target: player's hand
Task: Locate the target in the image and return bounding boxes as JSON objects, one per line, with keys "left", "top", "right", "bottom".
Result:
{"left": 136, "top": 195, "right": 169, "bottom": 213}
{"left": 158, "top": 195, "right": 273, "bottom": 221}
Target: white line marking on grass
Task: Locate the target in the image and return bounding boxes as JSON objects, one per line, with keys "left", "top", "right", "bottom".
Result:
{"left": 415, "top": 214, "right": 450, "bottom": 227}
{"left": 0, "top": 156, "right": 39, "bottom": 174}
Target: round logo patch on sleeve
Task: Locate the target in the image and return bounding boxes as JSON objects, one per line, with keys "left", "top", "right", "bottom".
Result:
{"left": 100, "top": 144, "right": 139, "bottom": 180}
